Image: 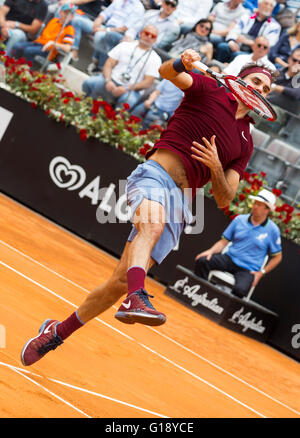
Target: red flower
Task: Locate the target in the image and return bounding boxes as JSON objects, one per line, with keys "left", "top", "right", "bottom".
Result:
{"left": 272, "top": 188, "right": 282, "bottom": 196}
{"left": 30, "top": 102, "right": 37, "bottom": 109}
{"left": 79, "top": 129, "right": 87, "bottom": 141}
{"left": 260, "top": 171, "right": 267, "bottom": 178}
{"left": 230, "top": 214, "right": 239, "bottom": 221}
{"left": 45, "top": 109, "right": 50, "bottom": 115}
{"left": 285, "top": 228, "right": 290, "bottom": 234}
{"left": 56, "top": 62, "right": 61, "bottom": 70}
{"left": 63, "top": 98, "right": 70, "bottom": 104}
{"left": 129, "top": 115, "right": 141, "bottom": 124}
{"left": 60, "top": 114, "right": 64, "bottom": 122}
{"left": 139, "top": 147, "right": 147, "bottom": 156}
{"left": 282, "top": 203, "right": 294, "bottom": 214}
{"left": 239, "top": 193, "right": 246, "bottom": 201}
{"left": 113, "top": 129, "right": 120, "bottom": 135}
{"left": 61, "top": 91, "right": 74, "bottom": 99}
{"left": 123, "top": 103, "right": 130, "bottom": 110}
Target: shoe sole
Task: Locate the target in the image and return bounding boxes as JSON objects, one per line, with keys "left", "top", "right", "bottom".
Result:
{"left": 20, "top": 319, "right": 54, "bottom": 366}
{"left": 114, "top": 311, "right": 166, "bottom": 326}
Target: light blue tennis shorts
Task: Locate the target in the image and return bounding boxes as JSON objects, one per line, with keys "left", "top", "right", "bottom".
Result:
{"left": 126, "top": 159, "right": 193, "bottom": 265}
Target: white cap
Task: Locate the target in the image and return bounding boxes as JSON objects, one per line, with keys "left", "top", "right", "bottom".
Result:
{"left": 249, "top": 188, "right": 276, "bottom": 210}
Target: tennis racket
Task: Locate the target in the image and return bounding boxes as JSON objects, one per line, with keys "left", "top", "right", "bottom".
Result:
{"left": 192, "top": 60, "right": 277, "bottom": 122}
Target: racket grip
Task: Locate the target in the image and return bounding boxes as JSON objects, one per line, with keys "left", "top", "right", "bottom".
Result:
{"left": 192, "top": 60, "right": 208, "bottom": 74}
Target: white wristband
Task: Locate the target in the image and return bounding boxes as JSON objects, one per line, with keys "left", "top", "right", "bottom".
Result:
{"left": 15, "top": 21, "right": 19, "bottom": 28}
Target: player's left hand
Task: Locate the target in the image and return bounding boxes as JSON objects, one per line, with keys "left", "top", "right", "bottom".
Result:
{"left": 190, "top": 135, "right": 221, "bottom": 171}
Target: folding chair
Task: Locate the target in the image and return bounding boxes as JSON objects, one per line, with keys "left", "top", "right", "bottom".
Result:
{"left": 208, "top": 244, "right": 269, "bottom": 302}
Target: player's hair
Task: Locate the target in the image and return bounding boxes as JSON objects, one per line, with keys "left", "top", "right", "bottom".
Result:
{"left": 238, "top": 62, "right": 279, "bottom": 83}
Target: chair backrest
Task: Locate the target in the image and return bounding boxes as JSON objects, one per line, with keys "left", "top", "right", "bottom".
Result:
{"left": 250, "top": 126, "right": 270, "bottom": 149}
{"left": 247, "top": 149, "right": 288, "bottom": 187}
{"left": 282, "top": 165, "right": 300, "bottom": 203}
{"left": 266, "top": 139, "right": 300, "bottom": 165}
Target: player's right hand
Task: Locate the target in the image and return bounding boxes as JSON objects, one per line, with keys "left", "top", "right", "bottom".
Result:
{"left": 181, "top": 49, "right": 200, "bottom": 71}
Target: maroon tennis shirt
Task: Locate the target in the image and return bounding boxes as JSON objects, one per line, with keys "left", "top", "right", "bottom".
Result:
{"left": 146, "top": 72, "right": 254, "bottom": 197}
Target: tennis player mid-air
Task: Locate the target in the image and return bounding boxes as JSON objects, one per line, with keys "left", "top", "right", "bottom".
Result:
{"left": 21, "top": 49, "right": 276, "bottom": 366}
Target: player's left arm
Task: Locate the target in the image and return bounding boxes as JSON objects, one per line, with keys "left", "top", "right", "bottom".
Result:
{"left": 191, "top": 135, "right": 239, "bottom": 208}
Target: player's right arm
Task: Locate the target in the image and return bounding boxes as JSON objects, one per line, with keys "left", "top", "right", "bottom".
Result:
{"left": 158, "top": 49, "right": 201, "bottom": 91}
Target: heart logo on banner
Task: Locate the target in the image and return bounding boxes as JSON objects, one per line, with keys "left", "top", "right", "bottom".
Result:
{"left": 49, "top": 156, "right": 86, "bottom": 191}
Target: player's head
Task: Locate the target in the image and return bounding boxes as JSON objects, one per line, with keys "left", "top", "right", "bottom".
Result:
{"left": 238, "top": 63, "right": 278, "bottom": 98}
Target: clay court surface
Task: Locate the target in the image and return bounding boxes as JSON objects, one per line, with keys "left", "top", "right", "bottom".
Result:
{"left": 0, "top": 193, "right": 299, "bottom": 418}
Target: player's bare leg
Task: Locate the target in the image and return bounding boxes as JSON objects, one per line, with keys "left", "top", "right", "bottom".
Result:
{"left": 115, "top": 198, "right": 167, "bottom": 326}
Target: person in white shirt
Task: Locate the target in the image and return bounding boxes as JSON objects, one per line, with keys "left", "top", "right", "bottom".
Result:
{"left": 208, "top": 0, "right": 248, "bottom": 48}
{"left": 82, "top": 25, "right": 162, "bottom": 109}
{"left": 216, "top": 0, "right": 281, "bottom": 63}
{"left": 124, "top": 0, "right": 180, "bottom": 50}
{"left": 79, "top": 0, "right": 145, "bottom": 70}
{"left": 174, "top": 0, "right": 214, "bottom": 34}
{"left": 223, "top": 35, "right": 275, "bottom": 75}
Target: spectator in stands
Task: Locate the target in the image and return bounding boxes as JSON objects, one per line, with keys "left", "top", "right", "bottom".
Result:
{"left": 194, "top": 189, "right": 282, "bottom": 298}
{"left": 46, "top": 0, "right": 110, "bottom": 17}
{"left": 12, "top": 2, "right": 75, "bottom": 63}
{"left": 208, "top": 0, "right": 247, "bottom": 49}
{"left": 269, "top": 20, "right": 300, "bottom": 69}
{"left": 84, "top": 0, "right": 145, "bottom": 73}
{"left": 269, "top": 47, "right": 300, "bottom": 101}
{"left": 174, "top": 0, "right": 214, "bottom": 35}
{"left": 130, "top": 78, "right": 183, "bottom": 128}
{"left": 155, "top": 18, "right": 214, "bottom": 64}
{"left": 243, "top": 0, "right": 281, "bottom": 16}
{"left": 224, "top": 35, "right": 275, "bottom": 75}
{"left": 124, "top": 0, "right": 180, "bottom": 51}
{"left": 216, "top": 0, "right": 281, "bottom": 63}
{"left": 82, "top": 25, "right": 161, "bottom": 109}
{"left": 286, "top": 0, "right": 300, "bottom": 22}
{"left": 65, "top": 0, "right": 111, "bottom": 62}
{"left": 140, "top": 0, "right": 161, "bottom": 10}
{"left": 0, "top": 0, "right": 48, "bottom": 56}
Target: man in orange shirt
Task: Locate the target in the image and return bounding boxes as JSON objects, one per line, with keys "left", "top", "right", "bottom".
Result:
{"left": 12, "top": 3, "right": 75, "bottom": 63}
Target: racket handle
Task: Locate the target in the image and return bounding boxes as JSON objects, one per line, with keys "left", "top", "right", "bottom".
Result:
{"left": 192, "top": 60, "right": 209, "bottom": 74}
{"left": 192, "top": 60, "right": 223, "bottom": 80}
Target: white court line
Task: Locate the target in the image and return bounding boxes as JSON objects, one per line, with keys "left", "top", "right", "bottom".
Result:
{"left": 0, "top": 238, "right": 299, "bottom": 416}
{"left": 4, "top": 362, "right": 91, "bottom": 418}
{"left": 0, "top": 259, "right": 267, "bottom": 418}
{"left": 0, "top": 361, "right": 168, "bottom": 418}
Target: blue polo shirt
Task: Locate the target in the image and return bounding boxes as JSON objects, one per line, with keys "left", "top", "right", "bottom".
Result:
{"left": 222, "top": 214, "right": 282, "bottom": 272}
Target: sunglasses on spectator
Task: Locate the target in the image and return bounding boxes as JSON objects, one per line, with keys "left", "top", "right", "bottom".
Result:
{"left": 198, "top": 23, "right": 211, "bottom": 32}
{"left": 142, "top": 30, "right": 157, "bottom": 39}
{"left": 257, "top": 43, "right": 269, "bottom": 49}
{"left": 164, "top": 1, "right": 176, "bottom": 7}
{"left": 291, "top": 56, "right": 300, "bottom": 63}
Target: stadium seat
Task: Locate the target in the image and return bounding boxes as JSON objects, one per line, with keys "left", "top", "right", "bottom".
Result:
{"left": 250, "top": 126, "right": 271, "bottom": 149}
{"left": 279, "top": 116, "right": 300, "bottom": 148}
{"left": 266, "top": 138, "right": 300, "bottom": 165}
{"left": 247, "top": 148, "right": 288, "bottom": 187}
{"left": 280, "top": 164, "right": 300, "bottom": 205}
